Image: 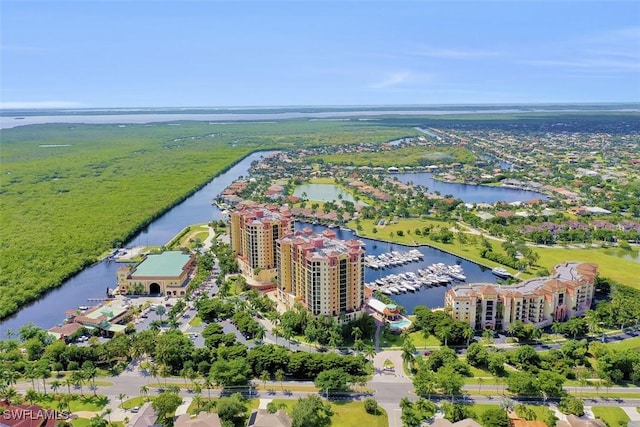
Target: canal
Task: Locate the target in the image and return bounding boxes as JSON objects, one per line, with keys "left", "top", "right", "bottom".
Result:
{"left": 0, "top": 151, "right": 274, "bottom": 335}
{"left": 392, "top": 172, "right": 546, "bottom": 204}
{"left": 295, "top": 222, "right": 499, "bottom": 314}
{"left": 1, "top": 151, "right": 534, "bottom": 335}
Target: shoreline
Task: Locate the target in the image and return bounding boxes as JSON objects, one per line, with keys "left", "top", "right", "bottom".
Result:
{"left": 0, "top": 150, "right": 261, "bottom": 322}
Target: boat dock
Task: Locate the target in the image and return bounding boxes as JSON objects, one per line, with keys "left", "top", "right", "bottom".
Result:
{"left": 364, "top": 249, "right": 424, "bottom": 269}
{"left": 366, "top": 263, "right": 467, "bottom": 295}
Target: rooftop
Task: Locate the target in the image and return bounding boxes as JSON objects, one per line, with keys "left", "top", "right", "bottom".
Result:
{"left": 450, "top": 262, "right": 597, "bottom": 298}
{"left": 131, "top": 251, "right": 192, "bottom": 278}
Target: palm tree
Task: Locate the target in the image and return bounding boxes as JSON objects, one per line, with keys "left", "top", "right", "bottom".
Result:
{"left": 50, "top": 380, "right": 62, "bottom": 395}
{"left": 117, "top": 393, "right": 127, "bottom": 409}
{"left": 147, "top": 363, "right": 159, "bottom": 385}
{"left": 363, "top": 344, "right": 376, "bottom": 362}
{"left": 191, "top": 381, "right": 202, "bottom": 395}
{"left": 71, "top": 370, "right": 85, "bottom": 395}
{"left": 260, "top": 371, "right": 270, "bottom": 391}
{"left": 351, "top": 326, "right": 362, "bottom": 342}
{"left": 2, "top": 368, "right": 18, "bottom": 388}
{"left": 83, "top": 364, "right": 98, "bottom": 396}
{"left": 478, "top": 377, "right": 485, "bottom": 394}
{"left": 401, "top": 338, "right": 416, "bottom": 372}
{"left": 25, "top": 364, "right": 38, "bottom": 392}
{"left": 139, "top": 385, "right": 149, "bottom": 401}
{"left": 102, "top": 408, "right": 113, "bottom": 425}
{"left": 422, "top": 329, "right": 431, "bottom": 349}
{"left": 193, "top": 394, "right": 203, "bottom": 412}
{"left": 25, "top": 388, "right": 39, "bottom": 405}
{"left": 204, "top": 376, "right": 214, "bottom": 400}
{"left": 275, "top": 369, "right": 285, "bottom": 392}
{"left": 65, "top": 378, "right": 73, "bottom": 395}
{"left": 254, "top": 326, "right": 266, "bottom": 343}
{"left": 2, "top": 387, "right": 18, "bottom": 405}
{"left": 463, "top": 326, "right": 475, "bottom": 345}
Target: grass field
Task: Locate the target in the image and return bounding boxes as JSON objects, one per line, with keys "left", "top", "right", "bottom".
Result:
{"left": 121, "top": 396, "right": 148, "bottom": 409}
{"left": 188, "top": 316, "right": 203, "bottom": 327}
{"left": 591, "top": 406, "right": 631, "bottom": 426}
{"left": 535, "top": 246, "right": 640, "bottom": 289}
{"left": 307, "top": 145, "right": 476, "bottom": 167}
{"left": 603, "top": 336, "right": 640, "bottom": 352}
{"left": 269, "top": 399, "right": 388, "bottom": 427}
{"left": 34, "top": 394, "right": 109, "bottom": 412}
{"left": 0, "top": 119, "right": 413, "bottom": 319}
{"left": 351, "top": 218, "right": 640, "bottom": 288}
{"left": 71, "top": 419, "right": 123, "bottom": 427}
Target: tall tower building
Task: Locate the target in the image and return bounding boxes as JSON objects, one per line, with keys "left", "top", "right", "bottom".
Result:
{"left": 277, "top": 227, "right": 365, "bottom": 322}
{"left": 229, "top": 203, "right": 294, "bottom": 283}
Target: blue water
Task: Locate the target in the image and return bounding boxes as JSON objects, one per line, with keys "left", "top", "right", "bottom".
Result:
{"left": 0, "top": 152, "right": 275, "bottom": 335}
{"left": 1, "top": 151, "right": 513, "bottom": 335}
{"left": 392, "top": 172, "right": 546, "bottom": 203}
{"left": 294, "top": 222, "right": 498, "bottom": 313}
{"left": 292, "top": 184, "right": 361, "bottom": 205}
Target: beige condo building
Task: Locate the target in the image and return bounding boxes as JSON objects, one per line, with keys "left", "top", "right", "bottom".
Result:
{"left": 230, "top": 203, "right": 295, "bottom": 283}
{"left": 277, "top": 228, "right": 365, "bottom": 322}
{"left": 445, "top": 262, "right": 598, "bottom": 330}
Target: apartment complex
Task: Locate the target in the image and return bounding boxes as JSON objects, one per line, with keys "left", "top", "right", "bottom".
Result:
{"left": 230, "top": 203, "right": 294, "bottom": 282}
{"left": 445, "top": 262, "right": 598, "bottom": 330}
{"left": 276, "top": 228, "right": 365, "bottom": 322}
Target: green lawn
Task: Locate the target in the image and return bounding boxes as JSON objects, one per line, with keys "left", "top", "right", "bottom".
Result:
{"left": 466, "top": 404, "right": 501, "bottom": 419}
{"left": 269, "top": 399, "right": 388, "bottom": 427}
{"left": 603, "top": 336, "right": 640, "bottom": 352}
{"left": 189, "top": 316, "right": 203, "bottom": 327}
{"left": 535, "top": 247, "right": 640, "bottom": 289}
{"left": 350, "top": 218, "right": 640, "bottom": 288}
{"left": 591, "top": 406, "right": 630, "bottom": 426}
{"left": 34, "top": 394, "right": 109, "bottom": 412}
{"left": 121, "top": 396, "right": 148, "bottom": 409}
{"left": 409, "top": 331, "right": 442, "bottom": 348}
{"left": 71, "top": 419, "right": 124, "bottom": 427}
{"left": 308, "top": 145, "right": 476, "bottom": 167}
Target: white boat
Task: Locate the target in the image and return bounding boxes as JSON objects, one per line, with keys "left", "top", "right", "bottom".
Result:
{"left": 492, "top": 267, "right": 512, "bottom": 278}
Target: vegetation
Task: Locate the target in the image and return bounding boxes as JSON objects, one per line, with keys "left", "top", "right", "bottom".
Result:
{"left": 591, "top": 406, "right": 631, "bottom": 427}
{"left": 0, "top": 119, "right": 413, "bottom": 319}
{"left": 307, "top": 145, "right": 477, "bottom": 167}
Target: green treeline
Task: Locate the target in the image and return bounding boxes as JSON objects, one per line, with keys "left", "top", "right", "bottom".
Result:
{"left": 0, "top": 120, "right": 413, "bottom": 319}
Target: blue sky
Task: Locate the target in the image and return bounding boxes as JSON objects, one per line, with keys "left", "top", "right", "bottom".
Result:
{"left": 1, "top": 1, "right": 639, "bottom": 108}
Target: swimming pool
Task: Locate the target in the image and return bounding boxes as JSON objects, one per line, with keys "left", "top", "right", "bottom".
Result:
{"left": 389, "top": 319, "right": 412, "bottom": 329}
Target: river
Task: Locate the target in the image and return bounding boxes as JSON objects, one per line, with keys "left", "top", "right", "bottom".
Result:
{"left": 1, "top": 149, "right": 528, "bottom": 335}
{"left": 0, "top": 151, "right": 273, "bottom": 335}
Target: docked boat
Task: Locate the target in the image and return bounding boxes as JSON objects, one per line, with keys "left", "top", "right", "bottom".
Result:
{"left": 491, "top": 267, "right": 512, "bottom": 278}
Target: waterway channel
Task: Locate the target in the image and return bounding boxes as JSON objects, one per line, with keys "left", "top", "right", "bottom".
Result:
{"left": 0, "top": 151, "right": 273, "bottom": 335}
{"left": 295, "top": 223, "right": 498, "bottom": 314}
{"left": 392, "top": 172, "right": 546, "bottom": 204}
{"left": 0, "top": 150, "right": 535, "bottom": 335}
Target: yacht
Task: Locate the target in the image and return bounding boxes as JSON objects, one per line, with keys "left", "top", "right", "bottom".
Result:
{"left": 491, "top": 267, "right": 512, "bottom": 278}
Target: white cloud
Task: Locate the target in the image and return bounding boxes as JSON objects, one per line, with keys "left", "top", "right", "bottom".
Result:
{"left": 369, "top": 71, "right": 434, "bottom": 89}
{"left": 411, "top": 46, "right": 499, "bottom": 59}
{"left": 0, "top": 101, "right": 83, "bottom": 109}
{"left": 518, "top": 26, "right": 640, "bottom": 72}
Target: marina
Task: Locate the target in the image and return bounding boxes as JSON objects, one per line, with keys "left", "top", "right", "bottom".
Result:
{"left": 1, "top": 149, "right": 518, "bottom": 333}
{"left": 364, "top": 249, "right": 424, "bottom": 269}
{"left": 366, "top": 263, "right": 467, "bottom": 295}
